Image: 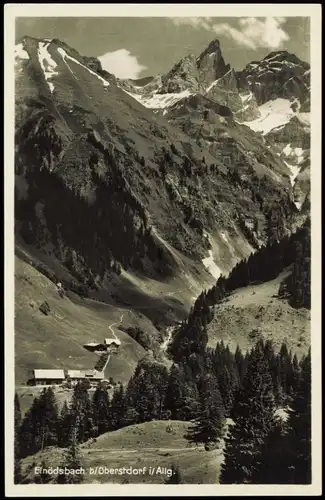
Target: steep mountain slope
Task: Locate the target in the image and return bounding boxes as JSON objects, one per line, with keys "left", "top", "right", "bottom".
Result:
{"left": 15, "top": 37, "right": 299, "bottom": 311}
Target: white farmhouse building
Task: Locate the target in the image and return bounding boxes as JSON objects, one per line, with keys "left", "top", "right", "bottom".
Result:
{"left": 33, "top": 369, "right": 65, "bottom": 386}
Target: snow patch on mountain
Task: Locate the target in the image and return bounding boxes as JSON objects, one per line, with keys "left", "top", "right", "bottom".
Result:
{"left": 202, "top": 250, "right": 222, "bottom": 280}
{"left": 282, "top": 143, "right": 305, "bottom": 165}
{"left": 297, "top": 113, "right": 310, "bottom": 125}
{"left": 124, "top": 89, "right": 192, "bottom": 109}
{"left": 37, "top": 42, "right": 58, "bottom": 93}
{"left": 206, "top": 78, "right": 221, "bottom": 92}
{"left": 57, "top": 48, "right": 110, "bottom": 87}
{"left": 240, "top": 98, "right": 296, "bottom": 134}
{"left": 202, "top": 232, "right": 222, "bottom": 280}
{"left": 15, "top": 43, "right": 29, "bottom": 64}
{"left": 284, "top": 160, "right": 301, "bottom": 187}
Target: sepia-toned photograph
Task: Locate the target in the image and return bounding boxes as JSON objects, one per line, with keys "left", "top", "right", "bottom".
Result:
{"left": 5, "top": 4, "right": 322, "bottom": 497}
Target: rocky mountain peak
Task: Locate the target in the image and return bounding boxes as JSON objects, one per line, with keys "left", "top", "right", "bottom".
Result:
{"left": 196, "top": 38, "right": 231, "bottom": 83}
{"left": 158, "top": 53, "right": 199, "bottom": 94}
{"left": 200, "top": 38, "right": 221, "bottom": 55}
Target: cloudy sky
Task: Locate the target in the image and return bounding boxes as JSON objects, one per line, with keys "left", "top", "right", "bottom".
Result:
{"left": 16, "top": 17, "right": 310, "bottom": 79}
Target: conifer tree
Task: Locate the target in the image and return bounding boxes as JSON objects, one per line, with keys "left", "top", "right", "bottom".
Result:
{"left": 14, "top": 454, "right": 22, "bottom": 485}
{"left": 122, "top": 406, "right": 139, "bottom": 426}
{"left": 92, "top": 386, "right": 110, "bottom": 436}
{"left": 70, "top": 381, "right": 94, "bottom": 442}
{"left": 255, "top": 416, "right": 292, "bottom": 483}
{"left": 19, "top": 401, "right": 38, "bottom": 457}
{"left": 125, "top": 361, "right": 169, "bottom": 423}
{"left": 37, "top": 387, "right": 59, "bottom": 450}
{"left": 164, "top": 363, "right": 199, "bottom": 421}
{"left": 109, "top": 383, "right": 126, "bottom": 430}
{"left": 289, "top": 353, "right": 300, "bottom": 397}
{"left": 220, "top": 340, "right": 276, "bottom": 484}
{"left": 285, "top": 350, "right": 311, "bottom": 483}
{"left": 58, "top": 400, "right": 73, "bottom": 447}
{"left": 234, "top": 345, "right": 246, "bottom": 386}
{"left": 218, "top": 366, "right": 237, "bottom": 416}
{"left": 186, "top": 374, "right": 225, "bottom": 446}
{"left": 57, "top": 421, "right": 84, "bottom": 485}
{"left": 256, "top": 350, "right": 311, "bottom": 484}
{"left": 19, "top": 388, "right": 59, "bottom": 456}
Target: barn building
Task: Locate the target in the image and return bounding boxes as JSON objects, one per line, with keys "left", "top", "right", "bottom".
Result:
{"left": 84, "top": 370, "right": 105, "bottom": 387}
{"left": 33, "top": 369, "right": 65, "bottom": 386}
{"left": 66, "top": 370, "right": 86, "bottom": 386}
{"left": 104, "top": 338, "right": 121, "bottom": 353}
{"left": 84, "top": 338, "right": 121, "bottom": 353}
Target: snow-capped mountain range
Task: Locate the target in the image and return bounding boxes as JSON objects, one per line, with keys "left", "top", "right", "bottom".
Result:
{"left": 117, "top": 40, "right": 310, "bottom": 211}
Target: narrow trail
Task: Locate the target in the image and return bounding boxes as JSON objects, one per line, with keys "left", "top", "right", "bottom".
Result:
{"left": 108, "top": 311, "right": 131, "bottom": 340}
{"left": 101, "top": 354, "right": 111, "bottom": 373}
{"left": 96, "top": 310, "right": 131, "bottom": 373}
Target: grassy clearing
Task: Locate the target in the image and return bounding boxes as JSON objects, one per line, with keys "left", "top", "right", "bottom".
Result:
{"left": 207, "top": 270, "right": 310, "bottom": 356}
{"left": 21, "top": 420, "right": 223, "bottom": 484}
{"left": 15, "top": 255, "right": 149, "bottom": 385}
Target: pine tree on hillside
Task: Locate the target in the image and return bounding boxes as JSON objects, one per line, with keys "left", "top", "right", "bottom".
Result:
{"left": 254, "top": 413, "right": 291, "bottom": 484}
{"left": 289, "top": 353, "right": 300, "bottom": 397}
{"left": 70, "top": 381, "right": 94, "bottom": 443}
{"left": 165, "top": 464, "right": 183, "bottom": 484}
{"left": 14, "top": 454, "right": 22, "bottom": 485}
{"left": 285, "top": 350, "right": 312, "bottom": 484}
{"left": 170, "top": 315, "right": 208, "bottom": 363}
{"left": 56, "top": 422, "right": 84, "bottom": 485}
{"left": 92, "top": 386, "right": 110, "bottom": 436}
{"left": 109, "top": 383, "right": 126, "bottom": 430}
{"left": 37, "top": 387, "right": 59, "bottom": 451}
{"left": 263, "top": 340, "right": 279, "bottom": 390}
{"left": 278, "top": 343, "right": 293, "bottom": 398}
{"left": 125, "top": 361, "right": 169, "bottom": 423}
{"left": 58, "top": 400, "right": 73, "bottom": 447}
{"left": 256, "top": 350, "right": 311, "bottom": 484}
{"left": 19, "top": 399, "right": 39, "bottom": 457}
{"left": 234, "top": 345, "right": 247, "bottom": 386}
{"left": 19, "top": 388, "right": 59, "bottom": 457}
{"left": 220, "top": 340, "right": 276, "bottom": 484}
{"left": 164, "top": 364, "right": 186, "bottom": 420}
{"left": 121, "top": 406, "right": 139, "bottom": 426}
{"left": 218, "top": 366, "right": 237, "bottom": 416}
{"left": 186, "top": 374, "right": 225, "bottom": 446}
{"left": 164, "top": 363, "right": 199, "bottom": 421}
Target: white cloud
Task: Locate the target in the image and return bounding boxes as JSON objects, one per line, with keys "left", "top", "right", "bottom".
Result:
{"left": 170, "top": 17, "right": 289, "bottom": 50}
{"left": 170, "top": 17, "right": 213, "bottom": 31}
{"left": 98, "top": 49, "right": 147, "bottom": 79}
{"left": 213, "top": 17, "right": 289, "bottom": 50}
